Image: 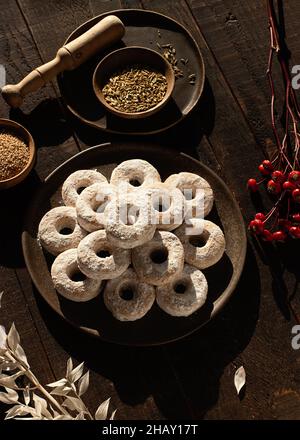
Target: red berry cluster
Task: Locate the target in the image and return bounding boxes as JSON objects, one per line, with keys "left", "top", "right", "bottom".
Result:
{"left": 248, "top": 166, "right": 300, "bottom": 242}
{"left": 247, "top": 1, "right": 300, "bottom": 244}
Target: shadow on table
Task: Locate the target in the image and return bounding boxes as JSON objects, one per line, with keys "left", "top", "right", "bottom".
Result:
{"left": 34, "top": 241, "right": 260, "bottom": 419}
{"left": 0, "top": 77, "right": 215, "bottom": 270}
{"left": 0, "top": 171, "right": 41, "bottom": 268}
{"left": 252, "top": 237, "right": 300, "bottom": 322}
{"left": 0, "top": 98, "right": 72, "bottom": 268}
{"left": 65, "top": 76, "right": 215, "bottom": 158}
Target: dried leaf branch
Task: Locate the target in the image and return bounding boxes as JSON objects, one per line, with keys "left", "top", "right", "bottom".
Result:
{"left": 0, "top": 322, "right": 115, "bottom": 420}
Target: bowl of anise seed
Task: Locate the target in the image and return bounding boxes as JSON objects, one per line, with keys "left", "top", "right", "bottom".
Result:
{"left": 0, "top": 119, "right": 36, "bottom": 190}
{"left": 93, "top": 46, "right": 175, "bottom": 119}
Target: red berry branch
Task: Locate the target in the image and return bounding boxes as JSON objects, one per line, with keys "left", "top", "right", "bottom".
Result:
{"left": 248, "top": 0, "right": 300, "bottom": 242}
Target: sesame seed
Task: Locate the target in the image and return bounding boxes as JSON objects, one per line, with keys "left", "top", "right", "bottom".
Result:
{"left": 0, "top": 131, "right": 29, "bottom": 181}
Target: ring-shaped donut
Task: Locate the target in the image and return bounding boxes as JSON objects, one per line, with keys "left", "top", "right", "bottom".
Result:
{"left": 110, "top": 159, "right": 161, "bottom": 190}
{"left": 165, "top": 172, "right": 214, "bottom": 219}
{"left": 51, "top": 249, "right": 102, "bottom": 302}
{"left": 62, "top": 169, "right": 107, "bottom": 207}
{"left": 144, "top": 182, "right": 185, "bottom": 231}
{"left": 76, "top": 182, "right": 117, "bottom": 232}
{"left": 175, "top": 219, "right": 225, "bottom": 269}
{"left": 38, "top": 206, "right": 87, "bottom": 256}
{"left": 104, "top": 191, "right": 156, "bottom": 249}
{"left": 132, "top": 230, "right": 184, "bottom": 286}
{"left": 77, "top": 230, "right": 131, "bottom": 280}
{"left": 103, "top": 268, "right": 155, "bottom": 321}
{"left": 156, "top": 264, "right": 208, "bottom": 317}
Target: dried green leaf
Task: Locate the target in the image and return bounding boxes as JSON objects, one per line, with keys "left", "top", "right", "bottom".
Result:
{"left": 66, "top": 358, "right": 73, "bottom": 377}
{"left": 7, "top": 323, "right": 20, "bottom": 352}
{"left": 53, "top": 415, "right": 74, "bottom": 420}
{"left": 78, "top": 371, "right": 89, "bottom": 396}
{"left": 9, "top": 404, "right": 41, "bottom": 420}
{"left": 47, "top": 378, "right": 67, "bottom": 388}
{"left": 5, "top": 387, "right": 19, "bottom": 401}
{"left": 234, "top": 366, "right": 246, "bottom": 395}
{"left": 95, "top": 397, "right": 110, "bottom": 420}
{"left": 50, "top": 385, "right": 72, "bottom": 396}
{"left": 0, "top": 371, "right": 24, "bottom": 389}
{"left": 0, "top": 325, "right": 7, "bottom": 350}
{"left": 15, "top": 344, "right": 29, "bottom": 368}
{"left": 0, "top": 391, "right": 18, "bottom": 404}
{"left": 62, "top": 396, "right": 87, "bottom": 413}
{"left": 23, "top": 386, "right": 30, "bottom": 405}
{"left": 75, "top": 412, "right": 86, "bottom": 420}
{"left": 32, "top": 393, "right": 52, "bottom": 418}
{"left": 110, "top": 409, "right": 117, "bottom": 420}
{"left": 68, "top": 361, "right": 84, "bottom": 383}
{"left": 4, "top": 404, "right": 23, "bottom": 419}
{"left": 49, "top": 406, "right": 60, "bottom": 418}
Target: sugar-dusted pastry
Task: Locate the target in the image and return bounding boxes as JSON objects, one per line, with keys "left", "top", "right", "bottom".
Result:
{"left": 76, "top": 182, "right": 117, "bottom": 232}
{"left": 62, "top": 169, "right": 107, "bottom": 207}
{"left": 103, "top": 268, "right": 155, "bottom": 321}
{"left": 104, "top": 190, "right": 156, "bottom": 249}
{"left": 110, "top": 159, "right": 161, "bottom": 190}
{"left": 38, "top": 206, "right": 87, "bottom": 256}
{"left": 144, "top": 182, "right": 185, "bottom": 231}
{"left": 51, "top": 249, "right": 102, "bottom": 302}
{"left": 175, "top": 219, "right": 225, "bottom": 269}
{"left": 77, "top": 230, "right": 130, "bottom": 280}
{"left": 132, "top": 230, "right": 184, "bottom": 286}
{"left": 165, "top": 172, "right": 214, "bottom": 219}
{"left": 156, "top": 264, "right": 208, "bottom": 317}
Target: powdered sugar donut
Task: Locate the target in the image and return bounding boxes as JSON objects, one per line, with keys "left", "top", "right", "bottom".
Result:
{"left": 104, "top": 191, "right": 156, "bottom": 249}
{"left": 175, "top": 219, "right": 225, "bottom": 269}
{"left": 62, "top": 169, "right": 107, "bottom": 207}
{"left": 144, "top": 182, "right": 185, "bottom": 231}
{"left": 156, "top": 264, "right": 208, "bottom": 317}
{"left": 103, "top": 268, "right": 155, "bottom": 321}
{"left": 76, "top": 182, "right": 117, "bottom": 232}
{"left": 165, "top": 172, "right": 214, "bottom": 218}
{"left": 51, "top": 249, "right": 102, "bottom": 302}
{"left": 38, "top": 206, "right": 87, "bottom": 256}
{"left": 77, "top": 230, "right": 131, "bottom": 280}
{"left": 132, "top": 230, "right": 184, "bottom": 286}
{"left": 110, "top": 159, "right": 161, "bottom": 190}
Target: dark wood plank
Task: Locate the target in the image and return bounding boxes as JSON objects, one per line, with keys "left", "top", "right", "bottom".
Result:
{"left": 138, "top": 0, "right": 267, "bottom": 217}
{"left": 139, "top": 0, "right": 300, "bottom": 420}
{"left": 17, "top": 0, "right": 123, "bottom": 150}
{"left": 0, "top": 0, "right": 79, "bottom": 404}
{"left": 0, "top": 0, "right": 80, "bottom": 176}
{"left": 186, "top": 0, "right": 300, "bottom": 327}
{"left": 1, "top": 0, "right": 300, "bottom": 421}
{"left": 0, "top": 267, "right": 55, "bottom": 383}
{"left": 187, "top": 0, "right": 300, "bottom": 151}
{"left": 7, "top": 0, "right": 169, "bottom": 420}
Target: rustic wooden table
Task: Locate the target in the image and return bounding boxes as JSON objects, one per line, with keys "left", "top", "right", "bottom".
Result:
{"left": 1, "top": 0, "right": 300, "bottom": 420}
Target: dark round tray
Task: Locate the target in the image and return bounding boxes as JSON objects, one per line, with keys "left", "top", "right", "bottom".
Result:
{"left": 57, "top": 9, "right": 205, "bottom": 135}
{"left": 22, "top": 143, "right": 246, "bottom": 346}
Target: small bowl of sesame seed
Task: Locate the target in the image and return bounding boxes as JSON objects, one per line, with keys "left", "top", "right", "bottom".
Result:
{"left": 0, "top": 118, "right": 36, "bottom": 190}
{"left": 93, "top": 46, "right": 175, "bottom": 119}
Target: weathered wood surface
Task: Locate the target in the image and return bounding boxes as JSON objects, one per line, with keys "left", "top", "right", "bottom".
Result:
{"left": 1, "top": 0, "right": 300, "bottom": 420}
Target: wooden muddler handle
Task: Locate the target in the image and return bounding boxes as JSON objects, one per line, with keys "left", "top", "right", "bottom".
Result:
{"left": 1, "top": 15, "right": 125, "bottom": 107}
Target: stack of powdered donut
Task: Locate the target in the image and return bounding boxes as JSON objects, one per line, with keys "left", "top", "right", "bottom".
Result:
{"left": 38, "top": 159, "right": 225, "bottom": 321}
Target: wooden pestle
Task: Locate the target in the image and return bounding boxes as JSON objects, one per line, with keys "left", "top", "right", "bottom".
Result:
{"left": 1, "top": 15, "right": 125, "bottom": 108}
